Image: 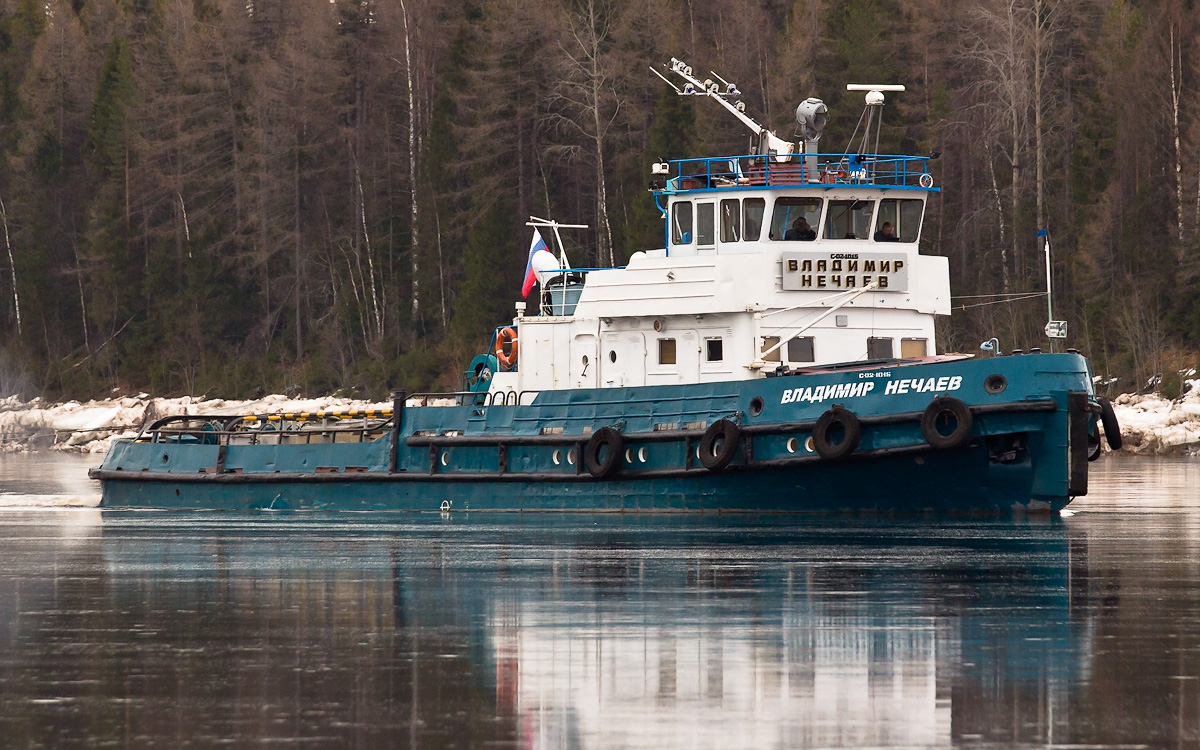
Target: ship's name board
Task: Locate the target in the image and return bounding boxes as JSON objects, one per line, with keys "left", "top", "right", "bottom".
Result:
{"left": 780, "top": 252, "right": 909, "bottom": 292}
{"left": 780, "top": 374, "right": 962, "bottom": 405}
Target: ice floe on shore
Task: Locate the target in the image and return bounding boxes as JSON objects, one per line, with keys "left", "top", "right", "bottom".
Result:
{"left": 0, "top": 393, "right": 395, "bottom": 454}
{"left": 1109, "top": 381, "right": 1200, "bottom": 455}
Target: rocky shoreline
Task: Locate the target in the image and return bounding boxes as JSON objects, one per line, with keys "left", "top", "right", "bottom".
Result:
{"left": 0, "top": 390, "right": 1194, "bottom": 457}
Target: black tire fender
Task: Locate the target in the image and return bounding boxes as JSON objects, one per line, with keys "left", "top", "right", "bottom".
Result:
{"left": 584, "top": 426, "right": 624, "bottom": 479}
{"left": 812, "top": 406, "right": 861, "bottom": 460}
{"left": 699, "top": 419, "right": 741, "bottom": 472}
{"left": 920, "top": 396, "right": 974, "bottom": 450}
{"left": 1099, "top": 398, "right": 1122, "bottom": 450}
{"left": 1088, "top": 427, "right": 1103, "bottom": 462}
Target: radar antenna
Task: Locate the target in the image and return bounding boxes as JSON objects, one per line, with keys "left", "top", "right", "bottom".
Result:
{"left": 843, "top": 84, "right": 905, "bottom": 157}
{"left": 651, "top": 58, "right": 797, "bottom": 162}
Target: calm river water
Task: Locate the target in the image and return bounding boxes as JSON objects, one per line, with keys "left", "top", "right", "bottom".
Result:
{"left": 0, "top": 453, "right": 1197, "bottom": 748}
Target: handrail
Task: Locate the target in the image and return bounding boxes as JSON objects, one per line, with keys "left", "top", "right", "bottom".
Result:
{"left": 660, "top": 153, "right": 935, "bottom": 192}
{"left": 140, "top": 419, "right": 392, "bottom": 447}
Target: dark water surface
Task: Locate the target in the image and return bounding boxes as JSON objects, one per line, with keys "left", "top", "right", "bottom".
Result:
{"left": 0, "top": 454, "right": 1198, "bottom": 748}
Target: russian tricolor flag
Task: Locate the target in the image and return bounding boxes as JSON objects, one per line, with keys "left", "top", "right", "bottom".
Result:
{"left": 522, "top": 229, "right": 553, "bottom": 298}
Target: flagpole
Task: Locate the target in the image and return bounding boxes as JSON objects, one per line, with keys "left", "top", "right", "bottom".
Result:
{"left": 1040, "top": 228, "right": 1054, "bottom": 353}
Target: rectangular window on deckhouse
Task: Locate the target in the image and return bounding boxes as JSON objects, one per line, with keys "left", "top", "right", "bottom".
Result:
{"left": 672, "top": 202, "right": 693, "bottom": 245}
{"left": 696, "top": 203, "right": 715, "bottom": 248}
{"left": 743, "top": 198, "right": 765, "bottom": 241}
{"left": 761, "top": 337, "right": 781, "bottom": 362}
{"left": 706, "top": 338, "right": 723, "bottom": 362}
{"left": 770, "top": 198, "right": 821, "bottom": 241}
{"left": 901, "top": 338, "right": 928, "bottom": 358}
{"left": 826, "top": 200, "right": 875, "bottom": 240}
{"left": 867, "top": 337, "right": 894, "bottom": 359}
{"left": 875, "top": 199, "right": 924, "bottom": 243}
{"left": 658, "top": 339, "right": 677, "bottom": 365}
{"left": 788, "top": 336, "right": 815, "bottom": 363}
{"left": 720, "top": 199, "right": 740, "bottom": 242}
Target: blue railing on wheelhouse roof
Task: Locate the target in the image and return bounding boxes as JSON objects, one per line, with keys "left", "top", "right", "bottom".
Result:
{"left": 658, "top": 153, "right": 936, "bottom": 192}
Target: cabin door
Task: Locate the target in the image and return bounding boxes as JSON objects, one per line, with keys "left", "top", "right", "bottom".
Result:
{"left": 599, "top": 332, "right": 646, "bottom": 388}
{"left": 570, "top": 333, "right": 598, "bottom": 388}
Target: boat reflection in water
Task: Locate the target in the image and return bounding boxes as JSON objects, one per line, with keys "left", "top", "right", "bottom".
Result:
{"left": 0, "top": 510, "right": 1194, "bottom": 748}
{"left": 484, "top": 518, "right": 1094, "bottom": 748}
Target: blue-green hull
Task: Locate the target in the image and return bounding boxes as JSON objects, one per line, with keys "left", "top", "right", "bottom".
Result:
{"left": 92, "top": 353, "right": 1096, "bottom": 512}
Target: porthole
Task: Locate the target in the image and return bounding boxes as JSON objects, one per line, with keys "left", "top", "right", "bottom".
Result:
{"left": 804, "top": 436, "right": 815, "bottom": 453}
{"left": 638, "top": 447, "right": 648, "bottom": 463}
{"left": 440, "top": 451, "right": 449, "bottom": 466}
{"left": 567, "top": 449, "right": 577, "bottom": 465}
{"left": 582, "top": 355, "right": 589, "bottom": 366}
{"left": 609, "top": 350, "right": 617, "bottom": 363}
{"left": 786, "top": 437, "right": 798, "bottom": 454}
{"left": 984, "top": 374, "right": 1008, "bottom": 395}
{"left": 161, "top": 454, "right": 169, "bottom": 463}
{"left": 749, "top": 397, "right": 764, "bottom": 417}
{"left": 552, "top": 449, "right": 562, "bottom": 465}
{"left": 625, "top": 448, "right": 634, "bottom": 464}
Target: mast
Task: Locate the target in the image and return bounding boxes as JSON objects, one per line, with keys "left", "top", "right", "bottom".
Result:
{"left": 652, "top": 58, "right": 802, "bottom": 162}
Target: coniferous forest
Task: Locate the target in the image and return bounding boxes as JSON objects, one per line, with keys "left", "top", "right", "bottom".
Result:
{"left": 0, "top": 0, "right": 1196, "bottom": 399}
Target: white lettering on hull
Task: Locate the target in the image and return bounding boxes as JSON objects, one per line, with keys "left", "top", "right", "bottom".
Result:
{"left": 779, "top": 375, "right": 963, "bottom": 405}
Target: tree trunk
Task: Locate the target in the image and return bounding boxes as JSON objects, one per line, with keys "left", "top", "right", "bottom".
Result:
{"left": 1033, "top": 0, "right": 1044, "bottom": 237}
{"left": 400, "top": 0, "right": 419, "bottom": 325}
{"left": 1169, "top": 23, "right": 1183, "bottom": 247}
{"left": 0, "top": 196, "right": 21, "bottom": 338}
{"left": 434, "top": 195, "right": 447, "bottom": 331}
{"left": 352, "top": 149, "right": 383, "bottom": 344}
{"left": 1011, "top": 110, "right": 1020, "bottom": 284}
{"left": 1008, "top": 0, "right": 1020, "bottom": 285}
{"left": 988, "top": 145, "right": 1010, "bottom": 292}
{"left": 295, "top": 128, "right": 303, "bottom": 362}
{"left": 594, "top": 131, "right": 614, "bottom": 267}
{"left": 587, "top": 0, "right": 614, "bottom": 267}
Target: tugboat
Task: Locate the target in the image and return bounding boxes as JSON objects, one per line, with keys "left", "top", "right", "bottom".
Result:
{"left": 91, "top": 59, "right": 1120, "bottom": 512}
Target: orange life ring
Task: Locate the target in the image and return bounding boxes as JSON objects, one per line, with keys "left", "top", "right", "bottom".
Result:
{"left": 495, "top": 327, "right": 519, "bottom": 369}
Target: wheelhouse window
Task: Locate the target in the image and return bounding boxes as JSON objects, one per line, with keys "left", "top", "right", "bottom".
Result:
{"left": 867, "top": 337, "right": 894, "bottom": 359}
{"left": 743, "top": 198, "right": 765, "bottom": 241}
{"left": 705, "top": 338, "right": 723, "bottom": 362}
{"left": 787, "top": 336, "right": 815, "bottom": 363}
{"left": 825, "top": 200, "right": 875, "bottom": 240}
{"left": 671, "top": 201, "right": 693, "bottom": 245}
{"left": 770, "top": 197, "right": 822, "bottom": 241}
{"left": 875, "top": 198, "right": 923, "bottom": 243}
{"left": 720, "top": 199, "right": 740, "bottom": 242}
{"left": 658, "top": 338, "right": 677, "bottom": 365}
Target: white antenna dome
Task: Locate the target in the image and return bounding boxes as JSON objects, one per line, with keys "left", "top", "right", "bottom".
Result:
{"left": 530, "top": 247, "right": 563, "bottom": 281}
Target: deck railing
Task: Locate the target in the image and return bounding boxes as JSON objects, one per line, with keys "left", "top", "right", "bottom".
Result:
{"left": 662, "top": 153, "right": 934, "bottom": 192}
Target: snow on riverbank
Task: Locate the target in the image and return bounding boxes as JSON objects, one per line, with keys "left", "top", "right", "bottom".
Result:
{"left": 0, "top": 393, "right": 394, "bottom": 454}
{"left": 1110, "top": 382, "right": 1200, "bottom": 455}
